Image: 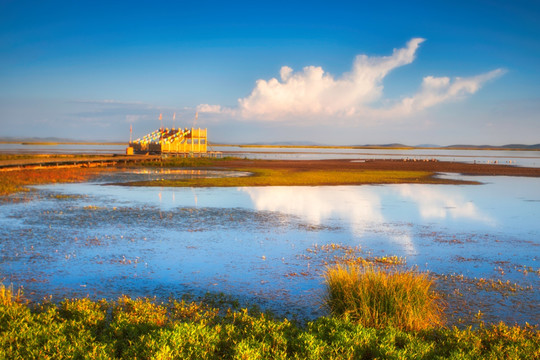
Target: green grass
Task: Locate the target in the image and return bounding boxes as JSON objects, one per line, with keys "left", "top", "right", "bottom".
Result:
{"left": 0, "top": 284, "right": 538, "bottom": 359}
{"left": 131, "top": 156, "right": 230, "bottom": 168}
{"left": 125, "top": 168, "right": 473, "bottom": 188}
{"left": 323, "top": 265, "right": 444, "bottom": 332}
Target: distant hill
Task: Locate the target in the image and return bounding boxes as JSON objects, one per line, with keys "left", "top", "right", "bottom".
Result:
{"left": 0, "top": 136, "right": 75, "bottom": 143}
{"left": 415, "top": 144, "right": 442, "bottom": 148}
{"left": 444, "top": 144, "right": 540, "bottom": 150}
{"left": 0, "top": 136, "right": 124, "bottom": 144}
{"left": 3, "top": 136, "right": 539, "bottom": 150}
{"left": 244, "top": 140, "right": 323, "bottom": 146}
{"left": 358, "top": 143, "right": 411, "bottom": 148}
{"left": 500, "top": 144, "right": 540, "bottom": 150}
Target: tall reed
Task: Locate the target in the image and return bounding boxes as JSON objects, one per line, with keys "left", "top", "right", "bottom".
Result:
{"left": 0, "top": 284, "right": 23, "bottom": 306}
{"left": 323, "top": 265, "right": 444, "bottom": 331}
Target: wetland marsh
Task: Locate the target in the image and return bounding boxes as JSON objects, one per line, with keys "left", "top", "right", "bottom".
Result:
{"left": 1, "top": 167, "right": 538, "bottom": 326}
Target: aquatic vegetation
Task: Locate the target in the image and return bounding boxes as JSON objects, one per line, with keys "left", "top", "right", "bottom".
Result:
{"left": 304, "top": 243, "right": 406, "bottom": 267}
{"left": 433, "top": 272, "right": 537, "bottom": 327}
{"left": 49, "top": 193, "right": 83, "bottom": 200}
{"left": 437, "top": 274, "right": 533, "bottom": 294}
{"left": 83, "top": 205, "right": 106, "bottom": 210}
{"left": 516, "top": 265, "right": 540, "bottom": 277}
{"left": 0, "top": 285, "right": 538, "bottom": 359}
{"left": 323, "top": 265, "right": 444, "bottom": 331}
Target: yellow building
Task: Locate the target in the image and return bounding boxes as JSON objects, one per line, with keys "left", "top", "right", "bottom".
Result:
{"left": 127, "top": 127, "right": 208, "bottom": 155}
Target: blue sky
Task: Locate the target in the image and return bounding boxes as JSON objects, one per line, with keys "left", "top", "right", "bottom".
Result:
{"left": 1, "top": 0, "right": 539, "bottom": 145}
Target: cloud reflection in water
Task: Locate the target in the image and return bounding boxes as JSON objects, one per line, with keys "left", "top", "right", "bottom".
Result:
{"left": 241, "top": 186, "right": 413, "bottom": 253}
{"left": 241, "top": 184, "right": 495, "bottom": 255}
{"left": 398, "top": 185, "right": 494, "bottom": 225}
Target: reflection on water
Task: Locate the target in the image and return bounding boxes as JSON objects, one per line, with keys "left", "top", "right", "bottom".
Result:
{"left": 0, "top": 173, "right": 538, "bottom": 325}
{"left": 96, "top": 169, "right": 251, "bottom": 184}
{"left": 243, "top": 186, "right": 384, "bottom": 228}
{"left": 397, "top": 184, "right": 495, "bottom": 224}
{"left": 242, "top": 185, "right": 497, "bottom": 256}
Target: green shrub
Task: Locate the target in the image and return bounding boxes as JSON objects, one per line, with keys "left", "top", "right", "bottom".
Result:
{"left": 0, "top": 285, "right": 538, "bottom": 359}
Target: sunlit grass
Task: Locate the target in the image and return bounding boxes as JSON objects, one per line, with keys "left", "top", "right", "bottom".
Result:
{"left": 1, "top": 156, "right": 477, "bottom": 196}
{"left": 0, "top": 284, "right": 24, "bottom": 307}
{"left": 324, "top": 265, "right": 445, "bottom": 331}
{"left": 0, "top": 284, "right": 537, "bottom": 359}
{"left": 0, "top": 168, "right": 104, "bottom": 195}
{"left": 126, "top": 168, "right": 466, "bottom": 187}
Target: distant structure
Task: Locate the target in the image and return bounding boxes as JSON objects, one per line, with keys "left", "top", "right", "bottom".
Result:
{"left": 126, "top": 113, "right": 219, "bottom": 157}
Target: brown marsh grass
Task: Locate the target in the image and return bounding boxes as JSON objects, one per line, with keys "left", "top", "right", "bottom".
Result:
{"left": 0, "top": 167, "right": 104, "bottom": 195}
{"left": 324, "top": 265, "right": 445, "bottom": 331}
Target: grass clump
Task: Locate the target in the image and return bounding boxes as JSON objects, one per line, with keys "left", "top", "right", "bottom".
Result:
{"left": 324, "top": 265, "right": 444, "bottom": 331}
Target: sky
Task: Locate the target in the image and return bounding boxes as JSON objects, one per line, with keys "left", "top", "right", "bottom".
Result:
{"left": 1, "top": 0, "right": 539, "bottom": 145}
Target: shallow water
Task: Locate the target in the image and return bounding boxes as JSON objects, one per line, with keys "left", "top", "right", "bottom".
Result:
{"left": 215, "top": 146, "right": 540, "bottom": 167}
{"left": 0, "top": 170, "right": 538, "bottom": 325}
{"left": 2, "top": 143, "right": 539, "bottom": 167}
{"left": 0, "top": 143, "right": 126, "bottom": 154}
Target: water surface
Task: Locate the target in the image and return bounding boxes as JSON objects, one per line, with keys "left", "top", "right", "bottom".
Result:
{"left": 215, "top": 146, "right": 540, "bottom": 167}
{"left": 1, "top": 143, "right": 539, "bottom": 167}
{"left": 0, "top": 171, "right": 538, "bottom": 324}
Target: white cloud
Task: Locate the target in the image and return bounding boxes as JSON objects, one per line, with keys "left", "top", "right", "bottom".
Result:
{"left": 394, "top": 69, "right": 506, "bottom": 115}
{"left": 197, "top": 104, "right": 222, "bottom": 113}
{"left": 198, "top": 38, "right": 504, "bottom": 125}
{"left": 197, "top": 103, "right": 236, "bottom": 116}
{"left": 237, "top": 38, "right": 425, "bottom": 120}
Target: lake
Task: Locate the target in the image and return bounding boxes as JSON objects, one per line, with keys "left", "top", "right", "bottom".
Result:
{"left": 1, "top": 143, "right": 539, "bottom": 167}
{"left": 1, "top": 169, "right": 538, "bottom": 325}
{"left": 214, "top": 146, "right": 540, "bottom": 167}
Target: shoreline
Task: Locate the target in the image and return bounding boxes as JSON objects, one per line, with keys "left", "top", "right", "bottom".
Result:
{"left": 116, "top": 158, "right": 540, "bottom": 188}
{"left": 1, "top": 158, "right": 540, "bottom": 195}
{"left": 209, "top": 158, "right": 540, "bottom": 177}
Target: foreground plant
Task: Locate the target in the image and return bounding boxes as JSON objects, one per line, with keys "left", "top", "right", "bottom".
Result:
{"left": 324, "top": 265, "right": 444, "bottom": 331}
{"left": 0, "top": 284, "right": 538, "bottom": 359}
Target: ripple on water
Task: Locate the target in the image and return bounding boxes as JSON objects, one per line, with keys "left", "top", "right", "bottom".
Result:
{"left": 0, "top": 172, "right": 538, "bottom": 325}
